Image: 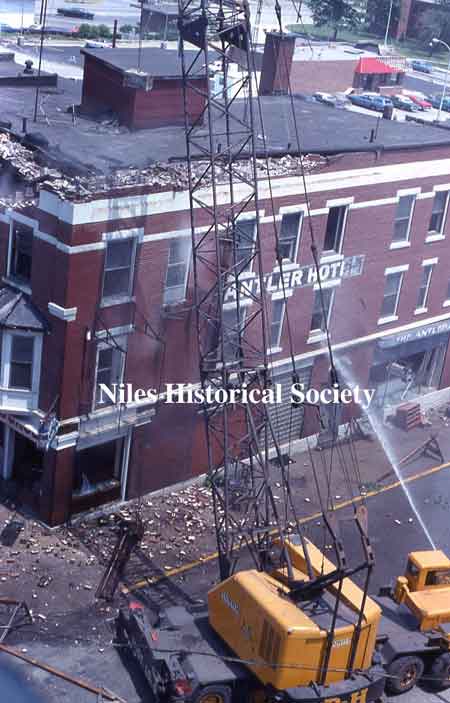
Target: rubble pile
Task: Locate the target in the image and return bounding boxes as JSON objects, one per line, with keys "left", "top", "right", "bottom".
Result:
{"left": 0, "top": 133, "right": 45, "bottom": 183}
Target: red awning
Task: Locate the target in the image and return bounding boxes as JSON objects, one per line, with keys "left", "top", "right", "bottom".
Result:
{"left": 354, "top": 57, "right": 399, "bottom": 75}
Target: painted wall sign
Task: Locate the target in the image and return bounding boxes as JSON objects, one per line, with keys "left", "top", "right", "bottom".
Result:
{"left": 379, "top": 318, "right": 450, "bottom": 348}
{"left": 224, "top": 255, "right": 365, "bottom": 303}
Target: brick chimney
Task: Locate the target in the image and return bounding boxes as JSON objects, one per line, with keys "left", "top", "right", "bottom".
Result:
{"left": 259, "top": 31, "right": 296, "bottom": 96}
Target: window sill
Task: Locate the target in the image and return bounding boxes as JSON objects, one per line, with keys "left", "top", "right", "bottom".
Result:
{"left": 389, "top": 241, "right": 411, "bottom": 250}
{"left": 100, "top": 295, "right": 135, "bottom": 308}
{"left": 414, "top": 307, "right": 428, "bottom": 316}
{"left": 2, "top": 276, "right": 31, "bottom": 295}
{"left": 320, "top": 252, "right": 343, "bottom": 264}
{"left": 425, "top": 233, "right": 446, "bottom": 244}
{"left": 267, "top": 346, "right": 282, "bottom": 355}
{"left": 307, "top": 332, "right": 326, "bottom": 344}
{"left": 377, "top": 315, "right": 399, "bottom": 325}
{"left": 443, "top": 300, "right": 450, "bottom": 308}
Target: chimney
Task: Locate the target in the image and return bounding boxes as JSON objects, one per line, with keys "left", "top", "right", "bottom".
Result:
{"left": 259, "top": 31, "right": 296, "bottom": 96}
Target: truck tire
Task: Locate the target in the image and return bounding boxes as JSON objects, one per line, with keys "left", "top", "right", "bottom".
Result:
{"left": 429, "top": 653, "right": 450, "bottom": 690}
{"left": 191, "top": 685, "right": 232, "bottom": 703}
{"left": 386, "top": 655, "right": 424, "bottom": 694}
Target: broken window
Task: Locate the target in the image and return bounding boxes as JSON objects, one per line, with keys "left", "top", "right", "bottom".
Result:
{"left": 95, "top": 342, "right": 126, "bottom": 407}
{"left": 380, "top": 271, "right": 403, "bottom": 318}
{"left": 393, "top": 195, "right": 415, "bottom": 243}
{"left": 278, "top": 212, "right": 302, "bottom": 261}
{"left": 9, "top": 336, "right": 34, "bottom": 390}
{"left": 310, "top": 289, "right": 333, "bottom": 334}
{"left": 102, "top": 238, "right": 136, "bottom": 301}
{"left": 9, "top": 222, "right": 33, "bottom": 284}
{"left": 416, "top": 264, "right": 434, "bottom": 310}
{"left": 73, "top": 437, "right": 124, "bottom": 496}
{"left": 222, "top": 305, "right": 246, "bottom": 363}
{"left": 323, "top": 206, "right": 347, "bottom": 253}
{"left": 163, "top": 238, "right": 191, "bottom": 304}
{"left": 270, "top": 299, "right": 285, "bottom": 349}
{"left": 429, "top": 191, "right": 448, "bottom": 235}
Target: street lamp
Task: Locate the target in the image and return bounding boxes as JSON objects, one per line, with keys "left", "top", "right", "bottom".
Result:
{"left": 430, "top": 37, "right": 450, "bottom": 121}
{"left": 384, "top": 0, "right": 395, "bottom": 48}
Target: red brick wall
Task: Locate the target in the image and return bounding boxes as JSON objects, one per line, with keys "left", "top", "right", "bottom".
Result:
{"left": 290, "top": 60, "right": 357, "bottom": 94}
{"left": 82, "top": 56, "right": 206, "bottom": 129}
{"left": 259, "top": 32, "right": 296, "bottom": 95}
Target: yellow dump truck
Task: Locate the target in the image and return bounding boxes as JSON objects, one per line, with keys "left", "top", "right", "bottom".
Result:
{"left": 376, "top": 549, "right": 450, "bottom": 694}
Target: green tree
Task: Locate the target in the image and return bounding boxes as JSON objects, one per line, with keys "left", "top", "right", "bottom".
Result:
{"left": 120, "top": 24, "right": 134, "bottom": 35}
{"left": 307, "top": 0, "right": 359, "bottom": 40}
{"left": 97, "top": 24, "right": 112, "bottom": 39}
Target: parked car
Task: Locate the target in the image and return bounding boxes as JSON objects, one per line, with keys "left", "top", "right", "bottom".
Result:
{"left": 411, "top": 59, "right": 432, "bottom": 74}
{"left": 57, "top": 7, "right": 94, "bottom": 19}
{"left": 348, "top": 93, "right": 392, "bottom": 112}
{"left": 348, "top": 93, "right": 376, "bottom": 109}
{"left": 407, "top": 93, "right": 432, "bottom": 110}
{"left": 313, "top": 92, "right": 337, "bottom": 107}
{"left": 391, "top": 94, "right": 420, "bottom": 112}
{"left": 428, "top": 94, "right": 450, "bottom": 111}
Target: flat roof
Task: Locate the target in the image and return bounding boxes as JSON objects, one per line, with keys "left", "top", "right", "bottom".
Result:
{"left": 81, "top": 47, "right": 208, "bottom": 78}
{"left": 2, "top": 64, "right": 450, "bottom": 186}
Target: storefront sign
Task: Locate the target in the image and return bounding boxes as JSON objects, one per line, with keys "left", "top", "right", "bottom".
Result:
{"left": 224, "top": 255, "right": 365, "bottom": 303}
{"left": 379, "top": 318, "right": 450, "bottom": 349}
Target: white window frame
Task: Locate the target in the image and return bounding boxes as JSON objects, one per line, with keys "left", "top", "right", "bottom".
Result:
{"left": 163, "top": 237, "right": 192, "bottom": 305}
{"left": 378, "top": 265, "right": 408, "bottom": 325}
{"left": 93, "top": 335, "right": 127, "bottom": 410}
{"left": 428, "top": 189, "right": 449, "bottom": 238}
{"left": 278, "top": 208, "right": 304, "bottom": 263}
{"left": 234, "top": 215, "right": 257, "bottom": 274}
{"left": 0, "top": 330, "right": 43, "bottom": 413}
{"left": 391, "top": 191, "right": 417, "bottom": 248}
{"left": 308, "top": 288, "right": 334, "bottom": 340}
{"left": 101, "top": 230, "right": 141, "bottom": 306}
{"left": 322, "top": 205, "right": 349, "bottom": 256}
{"left": 269, "top": 299, "right": 286, "bottom": 352}
{"left": 415, "top": 259, "right": 436, "bottom": 314}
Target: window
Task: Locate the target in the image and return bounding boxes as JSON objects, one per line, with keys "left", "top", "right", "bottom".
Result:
{"left": 222, "top": 305, "right": 246, "bottom": 363}
{"left": 95, "top": 344, "right": 125, "bottom": 406}
{"left": 270, "top": 300, "right": 285, "bottom": 349}
{"left": 416, "top": 264, "right": 434, "bottom": 310}
{"left": 9, "top": 336, "right": 34, "bottom": 390}
{"left": 393, "top": 195, "right": 415, "bottom": 243}
{"left": 235, "top": 219, "right": 256, "bottom": 273}
{"left": 323, "top": 206, "right": 347, "bottom": 253}
{"left": 429, "top": 191, "right": 448, "bottom": 234}
{"left": 380, "top": 271, "right": 403, "bottom": 318}
{"left": 163, "top": 238, "right": 191, "bottom": 304}
{"left": 102, "top": 238, "right": 136, "bottom": 301}
{"left": 278, "top": 212, "right": 302, "bottom": 261}
{"left": 310, "top": 289, "right": 333, "bottom": 334}
{"left": 9, "top": 222, "right": 33, "bottom": 284}
{"left": 425, "top": 569, "right": 450, "bottom": 586}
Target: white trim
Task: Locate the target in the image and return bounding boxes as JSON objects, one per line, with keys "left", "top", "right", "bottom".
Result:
{"left": 433, "top": 183, "right": 450, "bottom": 192}
{"left": 377, "top": 314, "right": 399, "bottom": 325}
{"left": 143, "top": 228, "right": 191, "bottom": 243}
{"left": 95, "top": 324, "right": 134, "bottom": 339}
{"left": 48, "top": 302, "right": 77, "bottom": 322}
{"left": 35, "top": 229, "right": 106, "bottom": 254}
{"left": 325, "top": 196, "right": 354, "bottom": 208}
{"left": 390, "top": 241, "right": 411, "bottom": 251}
{"left": 414, "top": 307, "right": 428, "bottom": 316}
{"left": 102, "top": 227, "right": 144, "bottom": 242}
{"left": 278, "top": 204, "right": 307, "bottom": 215}
{"left": 320, "top": 252, "right": 344, "bottom": 265}
{"left": 443, "top": 300, "right": 450, "bottom": 308}
{"left": 397, "top": 187, "right": 421, "bottom": 197}
{"left": 2, "top": 277, "right": 31, "bottom": 295}
{"left": 385, "top": 264, "right": 409, "bottom": 274}
{"left": 271, "top": 290, "right": 293, "bottom": 300}
{"left": 313, "top": 278, "right": 341, "bottom": 290}
{"left": 422, "top": 257, "right": 438, "bottom": 266}
{"left": 307, "top": 332, "right": 327, "bottom": 345}
{"left": 267, "top": 346, "right": 282, "bottom": 355}
{"left": 392, "top": 192, "right": 416, "bottom": 245}
{"left": 425, "top": 234, "right": 446, "bottom": 244}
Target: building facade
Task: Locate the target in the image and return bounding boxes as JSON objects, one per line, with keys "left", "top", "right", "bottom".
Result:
{"left": 2, "top": 136, "right": 450, "bottom": 524}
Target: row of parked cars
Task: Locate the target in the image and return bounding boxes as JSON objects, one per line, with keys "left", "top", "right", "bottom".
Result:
{"left": 313, "top": 90, "right": 450, "bottom": 114}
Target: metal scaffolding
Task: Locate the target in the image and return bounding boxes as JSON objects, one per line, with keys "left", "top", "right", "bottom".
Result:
{"left": 178, "top": 0, "right": 301, "bottom": 581}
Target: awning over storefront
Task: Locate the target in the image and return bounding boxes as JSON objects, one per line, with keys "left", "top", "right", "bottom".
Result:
{"left": 374, "top": 318, "right": 450, "bottom": 363}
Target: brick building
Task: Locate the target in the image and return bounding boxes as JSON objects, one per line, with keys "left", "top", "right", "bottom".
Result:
{"left": 2, "top": 60, "right": 450, "bottom": 525}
